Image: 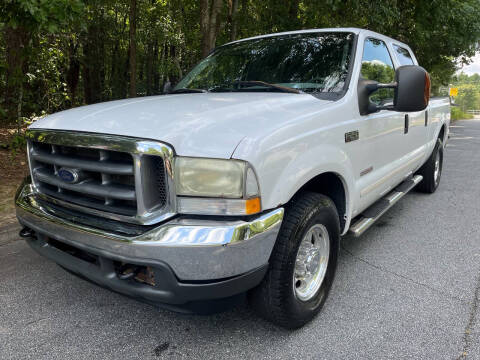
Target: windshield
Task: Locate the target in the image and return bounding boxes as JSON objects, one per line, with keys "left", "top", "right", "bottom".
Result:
{"left": 174, "top": 32, "right": 355, "bottom": 97}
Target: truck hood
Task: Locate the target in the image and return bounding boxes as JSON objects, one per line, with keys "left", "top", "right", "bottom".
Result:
{"left": 30, "top": 93, "right": 331, "bottom": 158}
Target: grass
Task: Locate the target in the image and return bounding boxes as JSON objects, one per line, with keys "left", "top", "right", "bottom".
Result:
{"left": 451, "top": 107, "right": 474, "bottom": 121}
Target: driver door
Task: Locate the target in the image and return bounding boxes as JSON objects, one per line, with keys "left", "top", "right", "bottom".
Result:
{"left": 355, "top": 37, "right": 407, "bottom": 212}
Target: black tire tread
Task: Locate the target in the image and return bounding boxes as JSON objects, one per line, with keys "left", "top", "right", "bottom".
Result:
{"left": 416, "top": 138, "right": 443, "bottom": 193}
{"left": 248, "top": 191, "right": 339, "bottom": 329}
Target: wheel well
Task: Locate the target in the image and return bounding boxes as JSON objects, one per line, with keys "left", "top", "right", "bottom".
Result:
{"left": 296, "top": 172, "right": 347, "bottom": 231}
{"left": 438, "top": 124, "right": 446, "bottom": 143}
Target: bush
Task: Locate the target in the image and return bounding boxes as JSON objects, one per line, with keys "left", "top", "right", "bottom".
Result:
{"left": 8, "top": 134, "right": 27, "bottom": 157}
{"left": 451, "top": 106, "right": 474, "bottom": 121}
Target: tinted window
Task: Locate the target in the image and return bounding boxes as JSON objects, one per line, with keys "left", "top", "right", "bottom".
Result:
{"left": 393, "top": 45, "right": 414, "bottom": 66}
{"left": 361, "top": 38, "right": 395, "bottom": 104}
{"left": 175, "top": 32, "right": 354, "bottom": 96}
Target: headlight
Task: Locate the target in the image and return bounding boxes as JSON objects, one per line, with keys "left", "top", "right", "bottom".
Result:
{"left": 175, "top": 157, "right": 261, "bottom": 215}
{"left": 176, "top": 157, "right": 245, "bottom": 198}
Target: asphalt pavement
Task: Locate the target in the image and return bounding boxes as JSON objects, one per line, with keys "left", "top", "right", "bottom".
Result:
{"left": 1, "top": 119, "right": 480, "bottom": 360}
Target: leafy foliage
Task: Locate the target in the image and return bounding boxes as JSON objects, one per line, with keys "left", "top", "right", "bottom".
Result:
{"left": 451, "top": 73, "right": 480, "bottom": 112}
{"left": 7, "top": 133, "right": 27, "bottom": 156}
{"left": 451, "top": 106, "right": 473, "bottom": 121}
{"left": 1, "top": 0, "right": 480, "bottom": 125}
{"left": 1, "top": 0, "right": 84, "bottom": 32}
{"left": 361, "top": 62, "right": 396, "bottom": 104}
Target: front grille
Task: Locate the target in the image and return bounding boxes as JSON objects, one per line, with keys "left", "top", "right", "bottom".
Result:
{"left": 27, "top": 132, "right": 172, "bottom": 224}
{"left": 30, "top": 141, "right": 138, "bottom": 216}
{"left": 140, "top": 155, "right": 167, "bottom": 210}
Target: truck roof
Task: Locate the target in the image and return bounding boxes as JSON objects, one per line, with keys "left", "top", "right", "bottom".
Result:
{"left": 225, "top": 28, "right": 411, "bottom": 51}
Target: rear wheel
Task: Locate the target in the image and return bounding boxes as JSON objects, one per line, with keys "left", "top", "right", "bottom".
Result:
{"left": 416, "top": 138, "right": 443, "bottom": 193}
{"left": 248, "top": 192, "right": 340, "bottom": 329}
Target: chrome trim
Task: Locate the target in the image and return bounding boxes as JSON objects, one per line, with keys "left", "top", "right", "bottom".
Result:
{"left": 434, "top": 151, "right": 441, "bottom": 186}
{"left": 350, "top": 175, "right": 422, "bottom": 237}
{"left": 31, "top": 151, "right": 134, "bottom": 175}
{"left": 34, "top": 167, "right": 136, "bottom": 200}
{"left": 26, "top": 129, "right": 176, "bottom": 225}
{"left": 16, "top": 179, "right": 284, "bottom": 280}
{"left": 293, "top": 223, "right": 330, "bottom": 301}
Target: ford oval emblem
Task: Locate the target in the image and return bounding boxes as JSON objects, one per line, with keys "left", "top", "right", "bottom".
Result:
{"left": 58, "top": 168, "right": 78, "bottom": 183}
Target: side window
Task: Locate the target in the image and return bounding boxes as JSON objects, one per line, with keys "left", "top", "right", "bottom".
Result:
{"left": 361, "top": 38, "right": 395, "bottom": 105}
{"left": 393, "top": 45, "right": 415, "bottom": 66}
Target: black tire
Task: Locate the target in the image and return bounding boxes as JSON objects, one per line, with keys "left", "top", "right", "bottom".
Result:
{"left": 416, "top": 138, "right": 443, "bottom": 193}
{"left": 248, "top": 192, "right": 340, "bottom": 329}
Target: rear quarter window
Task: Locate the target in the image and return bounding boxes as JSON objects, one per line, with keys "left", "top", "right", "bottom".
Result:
{"left": 393, "top": 45, "right": 415, "bottom": 66}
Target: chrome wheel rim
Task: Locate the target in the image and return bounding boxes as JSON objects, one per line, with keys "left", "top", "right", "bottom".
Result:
{"left": 293, "top": 224, "right": 330, "bottom": 302}
{"left": 434, "top": 151, "right": 441, "bottom": 185}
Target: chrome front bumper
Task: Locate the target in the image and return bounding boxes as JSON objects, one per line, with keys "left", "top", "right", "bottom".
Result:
{"left": 15, "top": 178, "right": 284, "bottom": 281}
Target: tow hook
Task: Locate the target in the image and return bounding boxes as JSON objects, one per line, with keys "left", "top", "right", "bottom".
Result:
{"left": 116, "top": 263, "right": 156, "bottom": 286}
{"left": 19, "top": 227, "right": 35, "bottom": 239}
{"left": 116, "top": 263, "right": 141, "bottom": 280}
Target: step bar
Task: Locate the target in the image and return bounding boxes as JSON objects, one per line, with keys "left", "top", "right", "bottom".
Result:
{"left": 349, "top": 175, "right": 423, "bottom": 237}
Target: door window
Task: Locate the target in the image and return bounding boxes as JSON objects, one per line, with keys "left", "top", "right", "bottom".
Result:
{"left": 393, "top": 45, "right": 415, "bottom": 66}
{"left": 361, "top": 38, "right": 395, "bottom": 105}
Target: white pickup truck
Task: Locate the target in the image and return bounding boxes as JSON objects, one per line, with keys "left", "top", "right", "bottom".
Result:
{"left": 16, "top": 28, "right": 450, "bottom": 328}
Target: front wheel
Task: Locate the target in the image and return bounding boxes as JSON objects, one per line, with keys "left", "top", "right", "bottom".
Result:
{"left": 248, "top": 192, "right": 340, "bottom": 329}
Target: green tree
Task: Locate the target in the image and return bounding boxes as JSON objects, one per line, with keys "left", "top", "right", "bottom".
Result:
{"left": 2, "top": 0, "right": 480, "bottom": 128}
{"left": 0, "top": 0, "right": 84, "bottom": 127}
{"left": 455, "top": 84, "right": 480, "bottom": 111}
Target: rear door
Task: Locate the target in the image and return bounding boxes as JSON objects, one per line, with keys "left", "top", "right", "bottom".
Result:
{"left": 390, "top": 44, "right": 427, "bottom": 170}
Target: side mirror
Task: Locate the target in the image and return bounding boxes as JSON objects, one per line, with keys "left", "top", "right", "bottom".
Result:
{"left": 358, "top": 65, "right": 431, "bottom": 115}
{"left": 394, "top": 65, "right": 430, "bottom": 112}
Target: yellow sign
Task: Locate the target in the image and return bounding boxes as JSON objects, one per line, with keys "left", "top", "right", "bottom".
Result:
{"left": 449, "top": 87, "right": 458, "bottom": 97}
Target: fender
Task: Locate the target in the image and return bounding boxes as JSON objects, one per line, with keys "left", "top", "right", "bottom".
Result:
{"left": 235, "top": 138, "right": 356, "bottom": 235}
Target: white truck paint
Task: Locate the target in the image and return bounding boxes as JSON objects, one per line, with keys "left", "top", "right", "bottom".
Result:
{"left": 31, "top": 28, "right": 450, "bottom": 234}
{"left": 17, "top": 28, "right": 450, "bottom": 326}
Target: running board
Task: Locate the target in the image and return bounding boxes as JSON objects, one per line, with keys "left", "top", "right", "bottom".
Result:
{"left": 349, "top": 175, "right": 423, "bottom": 237}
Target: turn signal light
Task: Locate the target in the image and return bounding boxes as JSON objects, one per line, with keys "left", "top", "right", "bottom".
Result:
{"left": 245, "top": 197, "right": 261, "bottom": 215}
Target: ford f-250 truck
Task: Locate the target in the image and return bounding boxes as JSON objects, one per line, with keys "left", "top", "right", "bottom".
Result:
{"left": 16, "top": 28, "right": 450, "bottom": 329}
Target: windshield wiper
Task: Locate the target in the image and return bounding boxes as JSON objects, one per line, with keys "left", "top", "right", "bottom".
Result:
{"left": 209, "top": 86, "right": 236, "bottom": 92}
{"left": 209, "top": 81, "right": 302, "bottom": 94}
{"left": 233, "top": 81, "right": 302, "bottom": 94}
{"left": 169, "top": 88, "right": 208, "bottom": 94}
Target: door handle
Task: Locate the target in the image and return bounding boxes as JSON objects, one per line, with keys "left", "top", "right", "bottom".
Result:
{"left": 404, "top": 114, "right": 409, "bottom": 134}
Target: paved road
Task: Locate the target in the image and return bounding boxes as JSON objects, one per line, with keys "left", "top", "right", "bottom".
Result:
{"left": 1, "top": 120, "right": 480, "bottom": 360}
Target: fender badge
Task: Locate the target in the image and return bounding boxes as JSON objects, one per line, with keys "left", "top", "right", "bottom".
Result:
{"left": 345, "top": 130, "right": 359, "bottom": 143}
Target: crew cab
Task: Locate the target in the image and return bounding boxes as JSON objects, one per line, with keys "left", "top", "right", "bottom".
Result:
{"left": 16, "top": 28, "right": 450, "bottom": 328}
